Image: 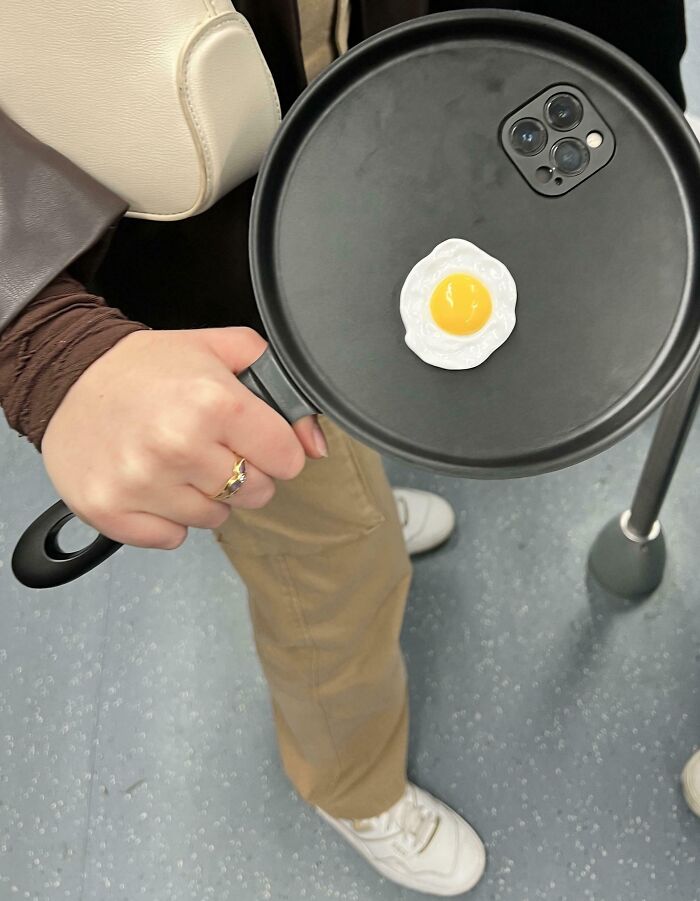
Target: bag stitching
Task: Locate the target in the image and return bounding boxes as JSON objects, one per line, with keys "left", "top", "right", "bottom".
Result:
{"left": 180, "top": 13, "right": 281, "bottom": 208}
{"left": 130, "top": 12, "right": 279, "bottom": 218}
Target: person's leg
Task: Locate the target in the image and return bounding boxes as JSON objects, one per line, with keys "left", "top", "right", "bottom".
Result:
{"left": 215, "top": 419, "right": 485, "bottom": 895}
{"left": 214, "top": 417, "right": 411, "bottom": 819}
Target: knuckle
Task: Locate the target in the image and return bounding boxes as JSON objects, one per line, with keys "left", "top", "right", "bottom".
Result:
{"left": 277, "top": 444, "right": 305, "bottom": 480}
{"left": 78, "top": 483, "right": 120, "bottom": 529}
{"left": 139, "top": 525, "right": 187, "bottom": 550}
{"left": 117, "top": 452, "right": 152, "bottom": 489}
{"left": 209, "top": 505, "right": 231, "bottom": 529}
{"left": 238, "top": 327, "right": 267, "bottom": 355}
{"left": 260, "top": 480, "right": 277, "bottom": 505}
{"left": 249, "top": 481, "right": 276, "bottom": 509}
{"left": 133, "top": 528, "right": 182, "bottom": 550}
{"left": 90, "top": 508, "right": 118, "bottom": 533}
{"left": 159, "top": 530, "right": 187, "bottom": 550}
{"left": 153, "top": 426, "right": 193, "bottom": 465}
{"left": 189, "top": 380, "right": 230, "bottom": 419}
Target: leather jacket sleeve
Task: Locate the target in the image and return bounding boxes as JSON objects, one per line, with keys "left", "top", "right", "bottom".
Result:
{"left": 0, "top": 109, "right": 149, "bottom": 450}
{"left": 0, "top": 108, "right": 128, "bottom": 330}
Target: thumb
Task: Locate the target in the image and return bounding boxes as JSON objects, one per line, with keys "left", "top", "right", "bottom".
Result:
{"left": 200, "top": 326, "right": 269, "bottom": 375}
{"left": 202, "top": 327, "right": 328, "bottom": 459}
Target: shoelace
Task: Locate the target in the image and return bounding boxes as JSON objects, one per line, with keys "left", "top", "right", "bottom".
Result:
{"left": 354, "top": 789, "right": 439, "bottom": 854}
{"left": 394, "top": 795, "right": 438, "bottom": 852}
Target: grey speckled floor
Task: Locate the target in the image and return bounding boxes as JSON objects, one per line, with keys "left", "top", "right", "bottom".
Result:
{"left": 4, "top": 11, "right": 700, "bottom": 901}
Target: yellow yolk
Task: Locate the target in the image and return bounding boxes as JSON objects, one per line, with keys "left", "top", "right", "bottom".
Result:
{"left": 429, "top": 273, "right": 492, "bottom": 336}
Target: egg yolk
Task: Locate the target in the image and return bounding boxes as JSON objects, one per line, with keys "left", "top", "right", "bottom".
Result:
{"left": 429, "top": 273, "right": 492, "bottom": 336}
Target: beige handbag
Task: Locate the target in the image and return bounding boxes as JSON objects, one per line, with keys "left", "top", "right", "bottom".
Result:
{"left": 0, "top": 0, "right": 281, "bottom": 220}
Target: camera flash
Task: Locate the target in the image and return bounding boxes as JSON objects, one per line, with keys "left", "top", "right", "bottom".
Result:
{"left": 586, "top": 131, "right": 604, "bottom": 149}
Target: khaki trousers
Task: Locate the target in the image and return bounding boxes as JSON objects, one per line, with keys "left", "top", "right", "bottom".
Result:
{"left": 214, "top": 418, "right": 412, "bottom": 819}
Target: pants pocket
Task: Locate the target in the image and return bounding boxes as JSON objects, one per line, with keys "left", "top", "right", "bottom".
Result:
{"left": 214, "top": 418, "right": 392, "bottom": 558}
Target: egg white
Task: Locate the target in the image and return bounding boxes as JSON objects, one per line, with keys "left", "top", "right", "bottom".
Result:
{"left": 400, "top": 238, "right": 517, "bottom": 370}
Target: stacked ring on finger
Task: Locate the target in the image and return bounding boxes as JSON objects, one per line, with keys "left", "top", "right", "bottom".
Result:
{"left": 210, "top": 457, "right": 248, "bottom": 501}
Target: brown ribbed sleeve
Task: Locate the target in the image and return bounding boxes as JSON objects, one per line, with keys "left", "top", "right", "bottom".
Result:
{"left": 0, "top": 272, "right": 149, "bottom": 450}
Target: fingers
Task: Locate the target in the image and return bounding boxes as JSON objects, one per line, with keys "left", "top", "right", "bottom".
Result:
{"left": 187, "top": 445, "right": 277, "bottom": 511}
{"left": 136, "top": 470, "right": 278, "bottom": 525}
{"left": 224, "top": 465, "right": 276, "bottom": 509}
{"left": 202, "top": 326, "right": 321, "bottom": 475}
{"left": 218, "top": 380, "right": 307, "bottom": 481}
{"left": 79, "top": 454, "right": 275, "bottom": 551}
{"left": 42, "top": 325, "right": 306, "bottom": 559}
{"left": 201, "top": 326, "right": 268, "bottom": 374}
{"left": 293, "top": 415, "right": 328, "bottom": 460}
{"left": 138, "top": 485, "right": 232, "bottom": 530}
{"left": 97, "top": 510, "right": 188, "bottom": 550}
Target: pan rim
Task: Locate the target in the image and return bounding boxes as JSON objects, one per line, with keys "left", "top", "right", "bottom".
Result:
{"left": 249, "top": 9, "right": 700, "bottom": 478}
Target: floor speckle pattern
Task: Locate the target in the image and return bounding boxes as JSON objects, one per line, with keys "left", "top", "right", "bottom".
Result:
{"left": 3, "top": 10, "right": 700, "bottom": 899}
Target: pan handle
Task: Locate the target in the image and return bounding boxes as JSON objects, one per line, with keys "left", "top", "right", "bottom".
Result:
{"left": 12, "top": 500, "right": 121, "bottom": 589}
{"left": 12, "top": 347, "right": 319, "bottom": 589}
{"left": 237, "top": 345, "right": 319, "bottom": 422}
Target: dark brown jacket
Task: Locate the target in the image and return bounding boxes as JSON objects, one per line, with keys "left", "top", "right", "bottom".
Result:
{"left": 0, "top": 0, "right": 687, "bottom": 447}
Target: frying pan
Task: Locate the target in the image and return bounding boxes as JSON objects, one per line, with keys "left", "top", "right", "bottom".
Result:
{"left": 12, "top": 10, "right": 700, "bottom": 588}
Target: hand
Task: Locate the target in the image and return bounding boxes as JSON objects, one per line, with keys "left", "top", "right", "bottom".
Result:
{"left": 41, "top": 327, "right": 327, "bottom": 550}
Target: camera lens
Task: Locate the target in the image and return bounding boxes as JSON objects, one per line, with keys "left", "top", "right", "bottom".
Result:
{"left": 509, "top": 118, "right": 547, "bottom": 156}
{"left": 545, "top": 93, "right": 583, "bottom": 131}
{"left": 551, "top": 138, "right": 590, "bottom": 176}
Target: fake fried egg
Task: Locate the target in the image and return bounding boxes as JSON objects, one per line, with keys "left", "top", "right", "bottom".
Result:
{"left": 400, "top": 239, "right": 517, "bottom": 370}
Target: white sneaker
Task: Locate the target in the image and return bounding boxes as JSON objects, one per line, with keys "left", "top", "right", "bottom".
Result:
{"left": 394, "top": 488, "right": 456, "bottom": 556}
{"left": 317, "top": 782, "right": 486, "bottom": 896}
{"left": 682, "top": 749, "right": 700, "bottom": 816}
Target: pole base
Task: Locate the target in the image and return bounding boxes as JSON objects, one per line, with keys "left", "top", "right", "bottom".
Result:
{"left": 588, "top": 511, "right": 666, "bottom": 600}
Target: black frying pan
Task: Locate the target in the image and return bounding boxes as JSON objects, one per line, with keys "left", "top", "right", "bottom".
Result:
{"left": 12, "top": 10, "right": 700, "bottom": 588}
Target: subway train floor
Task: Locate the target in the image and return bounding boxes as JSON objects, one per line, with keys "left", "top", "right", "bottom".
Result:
{"left": 2, "top": 403, "right": 700, "bottom": 901}
{"left": 5, "top": 5, "right": 700, "bottom": 896}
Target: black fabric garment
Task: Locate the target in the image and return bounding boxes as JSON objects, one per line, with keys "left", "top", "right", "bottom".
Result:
{"left": 353, "top": 0, "right": 428, "bottom": 39}
{"left": 234, "top": 0, "right": 307, "bottom": 116}
{"left": 432, "top": 0, "right": 687, "bottom": 108}
{"left": 95, "top": 1, "right": 687, "bottom": 335}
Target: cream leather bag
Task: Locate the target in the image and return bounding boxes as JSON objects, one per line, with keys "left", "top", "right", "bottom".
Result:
{"left": 0, "top": 0, "right": 281, "bottom": 220}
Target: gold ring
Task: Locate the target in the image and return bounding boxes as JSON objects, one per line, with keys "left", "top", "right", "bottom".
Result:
{"left": 211, "top": 458, "right": 248, "bottom": 500}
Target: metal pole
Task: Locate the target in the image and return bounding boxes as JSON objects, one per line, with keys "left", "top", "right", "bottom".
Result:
{"left": 627, "top": 361, "right": 700, "bottom": 538}
{"left": 588, "top": 360, "right": 700, "bottom": 598}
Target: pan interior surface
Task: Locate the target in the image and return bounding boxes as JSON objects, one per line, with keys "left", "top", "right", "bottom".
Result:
{"left": 251, "top": 12, "right": 700, "bottom": 476}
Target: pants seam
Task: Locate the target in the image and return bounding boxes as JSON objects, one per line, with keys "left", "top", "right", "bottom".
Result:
{"left": 343, "top": 432, "right": 387, "bottom": 529}
{"left": 324, "top": 699, "right": 408, "bottom": 817}
{"left": 276, "top": 553, "right": 345, "bottom": 797}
